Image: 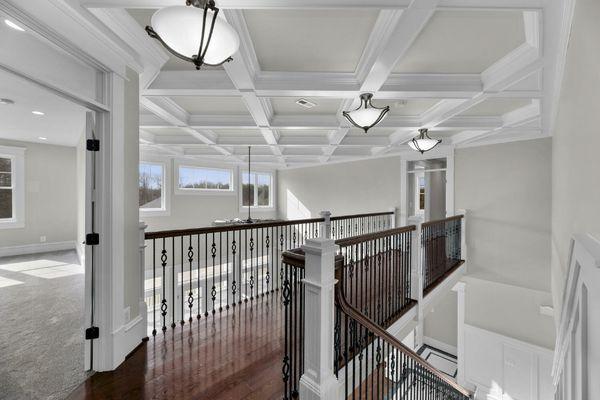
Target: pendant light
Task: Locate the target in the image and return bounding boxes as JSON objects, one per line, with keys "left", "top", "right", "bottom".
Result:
{"left": 145, "top": 0, "right": 240, "bottom": 70}
{"left": 408, "top": 129, "right": 442, "bottom": 154}
{"left": 342, "top": 93, "right": 390, "bottom": 133}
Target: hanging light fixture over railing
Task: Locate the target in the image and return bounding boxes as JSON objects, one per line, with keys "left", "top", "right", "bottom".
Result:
{"left": 408, "top": 128, "right": 442, "bottom": 154}
{"left": 342, "top": 93, "right": 390, "bottom": 133}
{"left": 145, "top": 0, "right": 240, "bottom": 70}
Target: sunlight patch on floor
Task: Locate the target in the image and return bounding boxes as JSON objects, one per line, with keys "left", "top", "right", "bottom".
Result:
{"left": 0, "top": 276, "right": 24, "bottom": 288}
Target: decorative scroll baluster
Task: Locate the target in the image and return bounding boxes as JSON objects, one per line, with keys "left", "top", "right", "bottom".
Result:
{"left": 210, "top": 234, "right": 217, "bottom": 314}
{"left": 231, "top": 237, "right": 237, "bottom": 306}
{"left": 187, "top": 236, "right": 194, "bottom": 323}
{"left": 160, "top": 238, "right": 167, "bottom": 333}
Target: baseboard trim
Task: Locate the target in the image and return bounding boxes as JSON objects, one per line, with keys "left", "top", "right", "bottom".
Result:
{"left": 0, "top": 240, "right": 77, "bottom": 258}
{"left": 423, "top": 336, "right": 457, "bottom": 357}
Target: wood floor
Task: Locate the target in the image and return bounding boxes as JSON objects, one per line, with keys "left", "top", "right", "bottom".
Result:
{"left": 67, "top": 294, "right": 284, "bottom": 400}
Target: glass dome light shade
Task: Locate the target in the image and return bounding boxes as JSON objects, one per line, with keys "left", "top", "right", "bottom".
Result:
{"left": 343, "top": 93, "right": 390, "bottom": 133}
{"left": 150, "top": 5, "right": 239, "bottom": 66}
{"left": 408, "top": 129, "right": 442, "bottom": 154}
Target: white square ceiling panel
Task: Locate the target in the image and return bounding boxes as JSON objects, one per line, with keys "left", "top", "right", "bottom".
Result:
{"left": 271, "top": 97, "right": 343, "bottom": 115}
{"left": 388, "top": 99, "right": 440, "bottom": 116}
{"left": 244, "top": 9, "right": 379, "bottom": 73}
{"left": 169, "top": 96, "right": 250, "bottom": 115}
{"left": 394, "top": 10, "right": 525, "bottom": 74}
{"left": 460, "top": 98, "right": 532, "bottom": 116}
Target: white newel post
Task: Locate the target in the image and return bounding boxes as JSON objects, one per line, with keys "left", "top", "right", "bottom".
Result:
{"left": 319, "top": 210, "right": 332, "bottom": 239}
{"left": 409, "top": 219, "right": 424, "bottom": 349}
{"left": 139, "top": 222, "right": 148, "bottom": 337}
{"left": 389, "top": 207, "right": 397, "bottom": 228}
{"left": 452, "top": 282, "right": 466, "bottom": 387}
{"left": 299, "top": 237, "right": 339, "bottom": 400}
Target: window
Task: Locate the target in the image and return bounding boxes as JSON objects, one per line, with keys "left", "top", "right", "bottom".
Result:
{"left": 178, "top": 166, "right": 233, "bottom": 192}
{"left": 0, "top": 146, "right": 25, "bottom": 229}
{"left": 139, "top": 163, "right": 165, "bottom": 212}
{"left": 0, "top": 157, "right": 13, "bottom": 220}
{"left": 242, "top": 172, "right": 272, "bottom": 208}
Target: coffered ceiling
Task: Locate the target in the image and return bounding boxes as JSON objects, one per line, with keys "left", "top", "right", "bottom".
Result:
{"left": 84, "top": 0, "right": 566, "bottom": 169}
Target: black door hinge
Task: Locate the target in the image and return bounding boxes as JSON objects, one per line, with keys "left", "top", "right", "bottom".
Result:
{"left": 86, "top": 139, "right": 100, "bottom": 152}
{"left": 85, "top": 326, "right": 100, "bottom": 340}
{"left": 86, "top": 233, "right": 100, "bottom": 246}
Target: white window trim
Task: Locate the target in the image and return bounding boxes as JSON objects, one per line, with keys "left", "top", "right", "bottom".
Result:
{"left": 238, "top": 168, "right": 276, "bottom": 212}
{"left": 174, "top": 162, "right": 236, "bottom": 196}
{"left": 139, "top": 159, "right": 171, "bottom": 217}
{"left": 0, "top": 145, "right": 25, "bottom": 230}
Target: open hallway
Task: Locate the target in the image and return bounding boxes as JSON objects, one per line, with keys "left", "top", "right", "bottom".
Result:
{"left": 67, "top": 294, "right": 284, "bottom": 400}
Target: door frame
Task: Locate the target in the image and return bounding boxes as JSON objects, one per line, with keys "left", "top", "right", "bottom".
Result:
{"left": 400, "top": 148, "right": 455, "bottom": 226}
{"left": 0, "top": 3, "right": 135, "bottom": 372}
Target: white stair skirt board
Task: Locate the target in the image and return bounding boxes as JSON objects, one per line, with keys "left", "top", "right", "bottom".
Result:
{"left": 0, "top": 241, "right": 78, "bottom": 258}
{"left": 418, "top": 344, "right": 458, "bottom": 379}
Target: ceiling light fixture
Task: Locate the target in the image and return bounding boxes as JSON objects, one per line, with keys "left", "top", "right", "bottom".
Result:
{"left": 342, "top": 93, "right": 390, "bottom": 133}
{"left": 0, "top": 98, "right": 15, "bottom": 105}
{"left": 4, "top": 19, "right": 25, "bottom": 32}
{"left": 145, "top": 0, "right": 240, "bottom": 70}
{"left": 408, "top": 128, "right": 442, "bottom": 154}
{"left": 32, "top": 111, "right": 45, "bottom": 116}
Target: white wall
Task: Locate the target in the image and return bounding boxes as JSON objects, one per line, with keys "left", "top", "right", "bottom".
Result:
{"left": 277, "top": 156, "right": 402, "bottom": 220}
{"left": 550, "top": 0, "right": 600, "bottom": 316}
{"left": 141, "top": 160, "right": 278, "bottom": 232}
{"left": 424, "top": 289, "right": 457, "bottom": 352}
{"left": 0, "top": 139, "right": 78, "bottom": 250}
{"left": 455, "top": 139, "right": 552, "bottom": 292}
{"left": 464, "top": 324, "right": 554, "bottom": 400}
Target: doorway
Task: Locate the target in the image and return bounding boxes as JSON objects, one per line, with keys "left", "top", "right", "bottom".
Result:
{"left": 406, "top": 158, "right": 449, "bottom": 223}
{"left": 0, "top": 66, "right": 97, "bottom": 399}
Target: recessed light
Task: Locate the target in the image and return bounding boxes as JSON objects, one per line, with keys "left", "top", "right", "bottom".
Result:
{"left": 4, "top": 19, "right": 25, "bottom": 32}
{"left": 0, "top": 98, "right": 15, "bottom": 105}
{"left": 32, "top": 111, "right": 45, "bottom": 116}
{"left": 38, "top": 137, "right": 48, "bottom": 141}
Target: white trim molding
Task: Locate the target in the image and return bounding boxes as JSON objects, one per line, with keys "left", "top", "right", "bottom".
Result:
{"left": 0, "top": 240, "right": 77, "bottom": 258}
{"left": 552, "top": 234, "right": 600, "bottom": 399}
{"left": 0, "top": 145, "right": 26, "bottom": 230}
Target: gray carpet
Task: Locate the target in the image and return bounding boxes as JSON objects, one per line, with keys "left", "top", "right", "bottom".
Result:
{"left": 0, "top": 250, "right": 89, "bottom": 400}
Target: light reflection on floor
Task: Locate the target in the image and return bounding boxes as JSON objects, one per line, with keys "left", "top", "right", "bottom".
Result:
{"left": 0, "top": 259, "right": 83, "bottom": 279}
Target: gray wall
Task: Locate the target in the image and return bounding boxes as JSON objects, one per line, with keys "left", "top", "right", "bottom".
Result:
{"left": 0, "top": 139, "right": 77, "bottom": 248}
{"left": 455, "top": 139, "right": 555, "bottom": 349}
{"left": 142, "top": 163, "right": 278, "bottom": 233}
{"left": 455, "top": 139, "right": 552, "bottom": 292}
{"left": 550, "top": 0, "right": 600, "bottom": 313}
{"left": 277, "top": 156, "right": 402, "bottom": 219}
{"left": 424, "top": 290, "right": 457, "bottom": 349}
{"left": 124, "top": 67, "right": 141, "bottom": 318}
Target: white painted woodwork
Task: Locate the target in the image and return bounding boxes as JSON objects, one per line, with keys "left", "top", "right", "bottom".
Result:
{"left": 552, "top": 235, "right": 600, "bottom": 400}
{"left": 299, "top": 237, "right": 339, "bottom": 400}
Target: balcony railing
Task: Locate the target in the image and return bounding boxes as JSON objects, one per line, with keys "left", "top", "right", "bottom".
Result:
{"left": 281, "top": 213, "right": 470, "bottom": 400}
{"left": 421, "top": 215, "right": 464, "bottom": 295}
{"left": 142, "top": 211, "right": 394, "bottom": 335}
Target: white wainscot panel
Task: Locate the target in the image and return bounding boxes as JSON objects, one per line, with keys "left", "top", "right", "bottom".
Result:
{"left": 464, "top": 324, "right": 553, "bottom": 400}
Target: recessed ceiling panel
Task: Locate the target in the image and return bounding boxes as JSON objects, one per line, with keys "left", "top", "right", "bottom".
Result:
{"left": 394, "top": 10, "right": 525, "bottom": 74}
{"left": 143, "top": 127, "right": 191, "bottom": 136}
{"left": 277, "top": 129, "right": 330, "bottom": 138}
{"left": 244, "top": 9, "right": 379, "bottom": 72}
{"left": 388, "top": 99, "right": 440, "bottom": 116}
{"left": 169, "top": 96, "right": 250, "bottom": 115}
{"left": 271, "top": 97, "right": 342, "bottom": 115}
{"left": 460, "top": 98, "right": 531, "bottom": 116}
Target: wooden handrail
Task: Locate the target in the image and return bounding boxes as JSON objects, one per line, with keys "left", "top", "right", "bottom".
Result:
{"left": 145, "top": 211, "right": 394, "bottom": 240}
{"left": 334, "top": 225, "right": 416, "bottom": 247}
{"left": 330, "top": 211, "right": 393, "bottom": 221}
{"left": 334, "top": 284, "right": 473, "bottom": 398}
{"left": 421, "top": 214, "right": 464, "bottom": 228}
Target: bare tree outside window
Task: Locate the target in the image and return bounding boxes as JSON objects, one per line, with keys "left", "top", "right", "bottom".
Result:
{"left": 0, "top": 157, "right": 12, "bottom": 219}
{"left": 139, "top": 163, "right": 163, "bottom": 209}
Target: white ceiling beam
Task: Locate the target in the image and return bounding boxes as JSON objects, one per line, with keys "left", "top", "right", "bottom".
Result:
{"left": 82, "top": 0, "right": 543, "bottom": 10}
